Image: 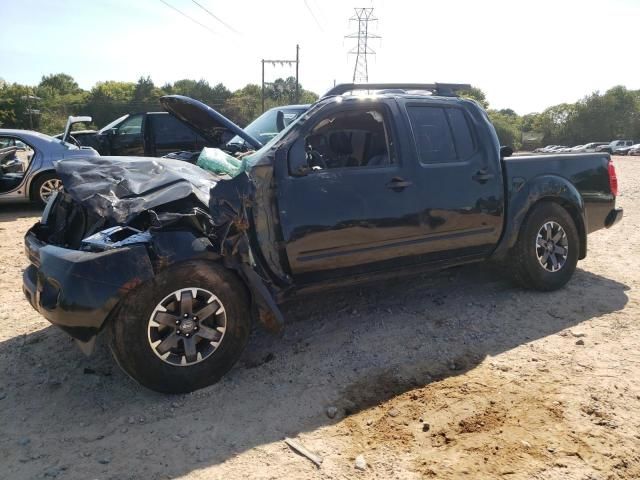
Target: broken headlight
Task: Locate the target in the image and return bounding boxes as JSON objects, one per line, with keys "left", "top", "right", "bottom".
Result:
{"left": 81, "top": 226, "right": 151, "bottom": 252}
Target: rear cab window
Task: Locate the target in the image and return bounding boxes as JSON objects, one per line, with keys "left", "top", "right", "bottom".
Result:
{"left": 406, "top": 104, "right": 476, "bottom": 164}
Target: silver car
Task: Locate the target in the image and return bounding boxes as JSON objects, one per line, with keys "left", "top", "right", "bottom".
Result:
{"left": 0, "top": 117, "right": 99, "bottom": 207}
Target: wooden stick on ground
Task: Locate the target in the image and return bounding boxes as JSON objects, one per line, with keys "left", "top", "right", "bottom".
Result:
{"left": 284, "top": 437, "right": 323, "bottom": 468}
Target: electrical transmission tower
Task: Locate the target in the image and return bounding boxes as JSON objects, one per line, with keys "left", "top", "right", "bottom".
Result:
{"left": 346, "top": 7, "right": 380, "bottom": 83}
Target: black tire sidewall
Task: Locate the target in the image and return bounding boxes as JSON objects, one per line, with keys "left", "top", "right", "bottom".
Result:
{"left": 109, "top": 261, "right": 251, "bottom": 394}
{"left": 516, "top": 202, "right": 579, "bottom": 291}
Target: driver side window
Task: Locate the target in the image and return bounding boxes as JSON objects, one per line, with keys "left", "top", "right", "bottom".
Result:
{"left": 117, "top": 114, "right": 143, "bottom": 136}
{"left": 293, "top": 108, "right": 394, "bottom": 174}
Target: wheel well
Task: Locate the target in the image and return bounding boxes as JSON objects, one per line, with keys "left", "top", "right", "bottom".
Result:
{"left": 525, "top": 198, "right": 587, "bottom": 260}
{"left": 27, "top": 169, "right": 57, "bottom": 200}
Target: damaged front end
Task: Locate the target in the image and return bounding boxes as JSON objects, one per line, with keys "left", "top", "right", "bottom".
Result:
{"left": 23, "top": 156, "right": 284, "bottom": 354}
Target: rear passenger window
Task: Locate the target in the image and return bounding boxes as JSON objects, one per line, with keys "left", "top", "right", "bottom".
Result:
{"left": 407, "top": 106, "right": 456, "bottom": 164}
{"left": 446, "top": 108, "right": 475, "bottom": 159}
{"left": 407, "top": 106, "right": 475, "bottom": 164}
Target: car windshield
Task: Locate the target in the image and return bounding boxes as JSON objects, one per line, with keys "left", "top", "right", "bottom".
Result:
{"left": 240, "top": 101, "right": 327, "bottom": 170}
{"left": 99, "top": 114, "right": 129, "bottom": 134}
{"left": 228, "top": 107, "right": 307, "bottom": 146}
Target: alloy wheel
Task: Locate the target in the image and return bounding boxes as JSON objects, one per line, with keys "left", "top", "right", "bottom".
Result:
{"left": 147, "top": 288, "right": 227, "bottom": 366}
{"left": 535, "top": 221, "right": 569, "bottom": 272}
{"left": 39, "top": 178, "right": 63, "bottom": 203}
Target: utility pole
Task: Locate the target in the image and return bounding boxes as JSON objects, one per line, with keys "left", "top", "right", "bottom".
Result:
{"left": 20, "top": 95, "right": 41, "bottom": 130}
{"left": 295, "top": 44, "right": 300, "bottom": 104}
{"left": 346, "top": 8, "right": 380, "bottom": 83}
{"left": 261, "top": 44, "right": 300, "bottom": 113}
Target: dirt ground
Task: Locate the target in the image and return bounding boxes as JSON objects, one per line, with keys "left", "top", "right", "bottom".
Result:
{"left": 1, "top": 156, "right": 639, "bottom": 480}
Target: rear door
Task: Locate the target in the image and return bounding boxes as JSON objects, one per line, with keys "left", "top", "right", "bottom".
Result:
{"left": 402, "top": 100, "right": 504, "bottom": 259}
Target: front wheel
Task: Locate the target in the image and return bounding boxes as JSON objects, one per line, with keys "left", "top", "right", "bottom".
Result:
{"left": 108, "top": 261, "right": 251, "bottom": 393}
{"left": 510, "top": 201, "right": 579, "bottom": 291}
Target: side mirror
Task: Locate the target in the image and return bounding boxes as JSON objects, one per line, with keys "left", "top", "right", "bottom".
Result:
{"left": 276, "top": 110, "right": 286, "bottom": 132}
{"left": 500, "top": 146, "right": 513, "bottom": 158}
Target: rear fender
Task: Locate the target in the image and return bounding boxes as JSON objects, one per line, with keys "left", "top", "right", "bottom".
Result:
{"left": 491, "top": 174, "right": 587, "bottom": 260}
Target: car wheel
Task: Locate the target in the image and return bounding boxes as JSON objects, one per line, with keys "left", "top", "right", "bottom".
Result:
{"left": 108, "top": 261, "right": 251, "bottom": 394}
{"left": 510, "top": 201, "right": 579, "bottom": 291}
{"left": 31, "top": 172, "right": 63, "bottom": 208}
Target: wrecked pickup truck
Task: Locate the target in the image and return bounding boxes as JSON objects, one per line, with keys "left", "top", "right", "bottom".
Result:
{"left": 23, "top": 84, "right": 623, "bottom": 393}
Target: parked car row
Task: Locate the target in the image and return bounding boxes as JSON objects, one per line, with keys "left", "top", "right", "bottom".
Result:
{"left": 609, "top": 142, "right": 640, "bottom": 156}
{"left": 534, "top": 143, "right": 608, "bottom": 154}
{"left": 535, "top": 140, "right": 639, "bottom": 156}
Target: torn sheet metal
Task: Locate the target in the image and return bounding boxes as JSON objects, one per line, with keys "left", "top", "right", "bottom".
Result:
{"left": 55, "top": 156, "right": 220, "bottom": 224}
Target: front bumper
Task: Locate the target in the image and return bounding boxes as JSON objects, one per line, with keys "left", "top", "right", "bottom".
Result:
{"left": 23, "top": 227, "right": 154, "bottom": 342}
{"left": 605, "top": 208, "right": 623, "bottom": 228}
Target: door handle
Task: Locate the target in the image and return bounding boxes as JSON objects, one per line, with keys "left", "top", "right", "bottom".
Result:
{"left": 386, "top": 177, "right": 412, "bottom": 191}
{"left": 472, "top": 169, "right": 495, "bottom": 183}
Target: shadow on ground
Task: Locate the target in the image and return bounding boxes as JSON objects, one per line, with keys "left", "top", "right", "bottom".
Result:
{"left": 0, "top": 264, "right": 629, "bottom": 479}
{"left": 0, "top": 203, "right": 41, "bottom": 223}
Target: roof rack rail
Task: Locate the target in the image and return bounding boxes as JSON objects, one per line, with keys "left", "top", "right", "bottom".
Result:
{"left": 321, "top": 83, "right": 472, "bottom": 99}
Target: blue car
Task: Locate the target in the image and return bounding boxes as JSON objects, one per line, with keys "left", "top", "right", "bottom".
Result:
{"left": 0, "top": 116, "right": 99, "bottom": 207}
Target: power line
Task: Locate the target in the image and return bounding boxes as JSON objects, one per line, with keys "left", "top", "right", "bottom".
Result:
{"left": 158, "top": 0, "right": 217, "bottom": 35}
{"left": 191, "top": 0, "right": 239, "bottom": 34}
{"left": 303, "top": 0, "right": 323, "bottom": 31}
{"left": 345, "top": 7, "right": 381, "bottom": 83}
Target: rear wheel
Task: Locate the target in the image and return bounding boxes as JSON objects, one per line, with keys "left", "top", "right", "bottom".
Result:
{"left": 511, "top": 201, "right": 579, "bottom": 291}
{"left": 31, "top": 172, "right": 63, "bottom": 208}
{"left": 108, "top": 261, "right": 251, "bottom": 393}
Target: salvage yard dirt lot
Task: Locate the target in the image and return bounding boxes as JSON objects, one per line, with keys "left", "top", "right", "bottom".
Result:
{"left": 1, "top": 156, "right": 639, "bottom": 479}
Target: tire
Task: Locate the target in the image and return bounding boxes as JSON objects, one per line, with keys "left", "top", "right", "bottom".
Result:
{"left": 510, "top": 201, "right": 579, "bottom": 291}
{"left": 31, "top": 172, "right": 63, "bottom": 208}
{"left": 108, "top": 261, "right": 251, "bottom": 394}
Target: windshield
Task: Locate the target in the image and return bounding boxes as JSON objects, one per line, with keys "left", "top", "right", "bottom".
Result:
{"left": 240, "top": 101, "right": 327, "bottom": 170}
{"left": 99, "top": 114, "right": 129, "bottom": 134}
{"left": 228, "top": 107, "right": 307, "bottom": 146}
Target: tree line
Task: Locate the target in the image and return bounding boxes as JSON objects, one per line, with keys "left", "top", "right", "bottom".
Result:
{"left": 0, "top": 73, "right": 318, "bottom": 135}
{"left": 462, "top": 86, "right": 640, "bottom": 149}
{"left": 1, "top": 73, "right": 639, "bottom": 150}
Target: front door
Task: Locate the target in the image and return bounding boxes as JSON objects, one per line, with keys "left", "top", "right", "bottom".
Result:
{"left": 109, "top": 114, "right": 145, "bottom": 156}
{"left": 275, "top": 102, "right": 423, "bottom": 283}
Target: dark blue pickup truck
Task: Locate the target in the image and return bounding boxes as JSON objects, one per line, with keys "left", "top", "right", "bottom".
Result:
{"left": 23, "top": 83, "right": 623, "bottom": 393}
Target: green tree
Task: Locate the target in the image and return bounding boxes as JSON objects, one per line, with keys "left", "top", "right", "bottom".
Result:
{"left": 85, "top": 80, "right": 136, "bottom": 126}
{"left": 458, "top": 87, "right": 489, "bottom": 109}
{"left": 0, "top": 82, "right": 38, "bottom": 129}
{"left": 37, "top": 73, "right": 80, "bottom": 96}
{"left": 223, "top": 84, "right": 263, "bottom": 126}
{"left": 488, "top": 110, "right": 522, "bottom": 149}
{"left": 168, "top": 79, "right": 231, "bottom": 108}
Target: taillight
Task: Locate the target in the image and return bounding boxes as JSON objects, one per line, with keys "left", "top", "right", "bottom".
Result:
{"left": 608, "top": 161, "right": 618, "bottom": 196}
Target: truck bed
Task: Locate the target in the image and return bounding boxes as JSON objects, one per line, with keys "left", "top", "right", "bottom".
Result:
{"left": 503, "top": 153, "right": 614, "bottom": 234}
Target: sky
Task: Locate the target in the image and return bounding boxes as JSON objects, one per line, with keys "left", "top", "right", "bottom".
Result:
{"left": 1, "top": 0, "right": 639, "bottom": 114}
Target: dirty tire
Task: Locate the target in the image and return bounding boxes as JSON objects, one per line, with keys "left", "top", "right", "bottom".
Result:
{"left": 31, "top": 172, "right": 61, "bottom": 208}
{"left": 108, "top": 261, "right": 251, "bottom": 394}
{"left": 511, "top": 201, "right": 579, "bottom": 291}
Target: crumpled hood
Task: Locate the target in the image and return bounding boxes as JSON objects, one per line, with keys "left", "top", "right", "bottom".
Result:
{"left": 55, "top": 156, "right": 219, "bottom": 224}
